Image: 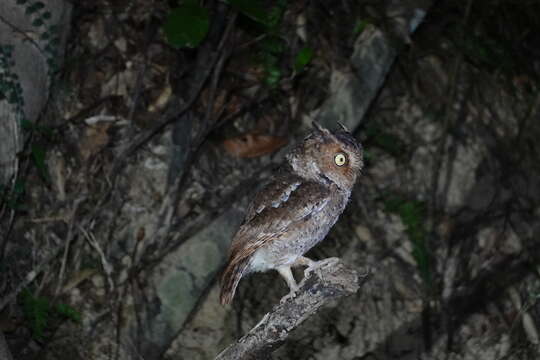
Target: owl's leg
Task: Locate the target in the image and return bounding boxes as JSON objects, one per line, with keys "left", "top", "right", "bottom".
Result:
{"left": 276, "top": 266, "right": 299, "bottom": 302}
{"left": 276, "top": 266, "right": 298, "bottom": 291}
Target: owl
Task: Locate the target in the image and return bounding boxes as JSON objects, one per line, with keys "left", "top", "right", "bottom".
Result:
{"left": 220, "top": 122, "right": 363, "bottom": 305}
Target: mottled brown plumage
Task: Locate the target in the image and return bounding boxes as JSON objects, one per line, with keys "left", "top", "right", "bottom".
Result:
{"left": 220, "top": 122, "right": 363, "bottom": 305}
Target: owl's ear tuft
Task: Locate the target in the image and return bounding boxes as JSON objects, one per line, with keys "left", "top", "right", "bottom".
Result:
{"left": 337, "top": 122, "right": 350, "bottom": 133}
{"left": 312, "top": 121, "right": 331, "bottom": 135}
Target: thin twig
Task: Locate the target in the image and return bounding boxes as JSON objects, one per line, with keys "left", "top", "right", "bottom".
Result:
{"left": 0, "top": 13, "right": 47, "bottom": 59}
{"left": 79, "top": 225, "right": 115, "bottom": 292}
{"left": 135, "top": 11, "right": 238, "bottom": 260}
{"left": 55, "top": 197, "right": 85, "bottom": 296}
{"left": 126, "top": 16, "right": 157, "bottom": 126}
{"left": 111, "top": 12, "right": 237, "bottom": 174}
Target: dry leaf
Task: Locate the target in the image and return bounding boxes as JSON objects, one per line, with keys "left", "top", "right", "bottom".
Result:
{"left": 80, "top": 121, "right": 112, "bottom": 161}
{"left": 148, "top": 83, "right": 172, "bottom": 112}
{"left": 223, "top": 134, "right": 287, "bottom": 158}
{"left": 62, "top": 268, "right": 98, "bottom": 293}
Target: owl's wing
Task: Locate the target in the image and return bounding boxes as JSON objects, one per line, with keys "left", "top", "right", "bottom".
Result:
{"left": 229, "top": 178, "right": 331, "bottom": 263}
{"left": 220, "top": 177, "right": 331, "bottom": 304}
{"left": 244, "top": 175, "right": 304, "bottom": 223}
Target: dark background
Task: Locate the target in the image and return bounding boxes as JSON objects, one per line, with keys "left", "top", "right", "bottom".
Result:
{"left": 1, "top": 0, "right": 540, "bottom": 359}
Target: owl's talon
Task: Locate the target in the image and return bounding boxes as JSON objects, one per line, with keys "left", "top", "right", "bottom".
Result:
{"left": 280, "top": 286, "right": 299, "bottom": 304}
{"left": 304, "top": 257, "right": 340, "bottom": 277}
{"left": 320, "top": 257, "right": 340, "bottom": 267}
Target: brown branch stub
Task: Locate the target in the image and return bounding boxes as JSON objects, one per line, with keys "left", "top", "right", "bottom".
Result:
{"left": 215, "top": 260, "right": 369, "bottom": 360}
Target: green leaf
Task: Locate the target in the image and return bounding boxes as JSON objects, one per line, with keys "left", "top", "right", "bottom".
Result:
{"left": 20, "top": 291, "right": 81, "bottom": 339}
{"left": 294, "top": 47, "right": 314, "bottom": 72}
{"left": 265, "top": 66, "right": 281, "bottom": 87}
{"left": 1, "top": 45, "right": 14, "bottom": 56}
{"left": 31, "top": 144, "right": 49, "bottom": 181}
{"left": 25, "top": 3, "right": 38, "bottom": 14}
{"left": 353, "top": 19, "right": 368, "bottom": 36}
{"left": 383, "top": 195, "right": 431, "bottom": 287}
{"left": 56, "top": 303, "right": 82, "bottom": 323}
{"left": 50, "top": 37, "right": 60, "bottom": 46}
{"left": 21, "top": 290, "right": 50, "bottom": 339}
{"left": 21, "top": 118, "right": 33, "bottom": 130}
{"left": 48, "top": 24, "right": 60, "bottom": 33}
{"left": 5, "top": 179, "right": 26, "bottom": 210}
{"left": 260, "top": 36, "right": 284, "bottom": 55}
{"left": 228, "top": 0, "right": 268, "bottom": 25}
{"left": 163, "top": 1, "right": 210, "bottom": 49}
{"left": 32, "top": 18, "right": 44, "bottom": 27}
{"left": 267, "top": 1, "right": 286, "bottom": 29}
{"left": 12, "top": 179, "right": 25, "bottom": 196}
{"left": 8, "top": 90, "right": 21, "bottom": 105}
{"left": 47, "top": 58, "right": 58, "bottom": 70}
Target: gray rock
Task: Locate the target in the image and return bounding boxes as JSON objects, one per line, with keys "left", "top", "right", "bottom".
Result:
{"left": 317, "top": 5, "right": 428, "bottom": 131}
{"left": 138, "top": 208, "right": 243, "bottom": 359}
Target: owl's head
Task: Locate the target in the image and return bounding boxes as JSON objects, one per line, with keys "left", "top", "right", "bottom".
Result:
{"left": 286, "top": 122, "right": 363, "bottom": 191}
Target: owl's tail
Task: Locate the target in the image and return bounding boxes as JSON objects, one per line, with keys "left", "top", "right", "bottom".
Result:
{"left": 220, "top": 258, "right": 250, "bottom": 305}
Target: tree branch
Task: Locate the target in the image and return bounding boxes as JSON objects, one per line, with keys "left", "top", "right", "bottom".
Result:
{"left": 215, "top": 260, "right": 369, "bottom": 360}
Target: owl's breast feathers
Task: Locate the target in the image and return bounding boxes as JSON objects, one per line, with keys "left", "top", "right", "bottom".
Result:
{"left": 220, "top": 176, "right": 339, "bottom": 304}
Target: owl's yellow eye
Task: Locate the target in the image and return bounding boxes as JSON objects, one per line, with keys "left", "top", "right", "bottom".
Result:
{"left": 334, "top": 152, "right": 347, "bottom": 166}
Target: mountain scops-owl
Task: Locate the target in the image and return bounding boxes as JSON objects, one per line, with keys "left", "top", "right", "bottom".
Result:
{"left": 220, "top": 122, "right": 363, "bottom": 305}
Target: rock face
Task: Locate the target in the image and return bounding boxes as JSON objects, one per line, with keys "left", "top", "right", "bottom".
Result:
{"left": 317, "top": 4, "right": 428, "bottom": 132}
{"left": 4, "top": 1, "right": 540, "bottom": 360}
{"left": 140, "top": 208, "right": 242, "bottom": 359}
{"left": 170, "top": 12, "right": 540, "bottom": 360}
{"left": 0, "top": 0, "right": 72, "bottom": 185}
